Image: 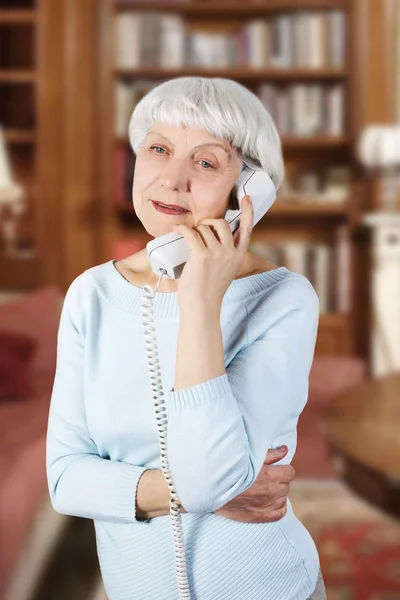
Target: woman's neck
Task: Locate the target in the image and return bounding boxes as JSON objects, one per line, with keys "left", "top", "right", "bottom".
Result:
{"left": 119, "top": 248, "right": 274, "bottom": 294}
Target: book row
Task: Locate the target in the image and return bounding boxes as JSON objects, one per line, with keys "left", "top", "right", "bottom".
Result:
{"left": 115, "top": 10, "right": 346, "bottom": 69}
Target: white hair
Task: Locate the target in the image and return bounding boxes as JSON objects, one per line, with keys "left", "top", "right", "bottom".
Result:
{"left": 128, "top": 77, "right": 284, "bottom": 190}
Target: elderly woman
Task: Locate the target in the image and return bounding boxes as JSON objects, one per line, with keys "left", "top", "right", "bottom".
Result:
{"left": 46, "top": 77, "right": 326, "bottom": 600}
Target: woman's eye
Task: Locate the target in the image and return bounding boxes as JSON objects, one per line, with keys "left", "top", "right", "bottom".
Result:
{"left": 199, "top": 160, "right": 214, "bottom": 170}
{"left": 151, "top": 146, "right": 166, "bottom": 155}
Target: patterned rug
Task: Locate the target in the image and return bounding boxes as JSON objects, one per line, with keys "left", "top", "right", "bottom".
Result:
{"left": 290, "top": 478, "right": 400, "bottom": 599}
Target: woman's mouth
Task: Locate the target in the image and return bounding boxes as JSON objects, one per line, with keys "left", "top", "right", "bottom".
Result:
{"left": 151, "top": 200, "right": 190, "bottom": 216}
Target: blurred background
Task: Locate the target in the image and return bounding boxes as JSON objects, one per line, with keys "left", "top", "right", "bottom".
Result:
{"left": 0, "top": 0, "right": 400, "bottom": 598}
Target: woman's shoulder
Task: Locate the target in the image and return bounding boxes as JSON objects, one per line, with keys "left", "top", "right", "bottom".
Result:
{"left": 242, "top": 251, "right": 315, "bottom": 291}
{"left": 63, "top": 261, "right": 114, "bottom": 308}
{"left": 243, "top": 253, "right": 319, "bottom": 314}
{"left": 243, "top": 267, "right": 320, "bottom": 348}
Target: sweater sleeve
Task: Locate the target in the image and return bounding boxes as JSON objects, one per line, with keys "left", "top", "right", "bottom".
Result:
{"left": 165, "top": 277, "right": 319, "bottom": 514}
{"left": 46, "top": 277, "right": 149, "bottom": 523}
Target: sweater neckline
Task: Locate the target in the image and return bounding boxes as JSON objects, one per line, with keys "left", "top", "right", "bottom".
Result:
{"left": 98, "top": 259, "right": 290, "bottom": 317}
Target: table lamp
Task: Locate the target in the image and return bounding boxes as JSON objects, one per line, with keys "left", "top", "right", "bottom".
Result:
{"left": 357, "top": 124, "right": 400, "bottom": 212}
{"left": 357, "top": 124, "right": 400, "bottom": 375}
{"left": 0, "top": 124, "right": 26, "bottom": 255}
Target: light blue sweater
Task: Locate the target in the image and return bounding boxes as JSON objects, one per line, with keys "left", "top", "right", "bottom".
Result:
{"left": 46, "top": 259, "right": 321, "bottom": 600}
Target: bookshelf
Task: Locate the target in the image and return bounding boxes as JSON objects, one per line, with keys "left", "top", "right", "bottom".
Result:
{"left": 0, "top": 0, "right": 66, "bottom": 290}
{"left": 97, "top": 0, "right": 363, "bottom": 358}
{"left": 0, "top": 0, "right": 100, "bottom": 292}
{"left": 0, "top": 0, "right": 397, "bottom": 368}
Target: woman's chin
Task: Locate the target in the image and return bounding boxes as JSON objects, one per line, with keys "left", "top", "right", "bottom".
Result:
{"left": 144, "top": 224, "right": 178, "bottom": 238}
{"left": 144, "top": 216, "right": 191, "bottom": 238}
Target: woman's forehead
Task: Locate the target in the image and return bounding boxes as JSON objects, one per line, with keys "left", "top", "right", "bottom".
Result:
{"left": 148, "top": 123, "right": 225, "bottom": 143}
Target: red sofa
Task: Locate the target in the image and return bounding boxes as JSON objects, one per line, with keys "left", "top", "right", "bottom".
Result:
{"left": 0, "top": 286, "right": 67, "bottom": 600}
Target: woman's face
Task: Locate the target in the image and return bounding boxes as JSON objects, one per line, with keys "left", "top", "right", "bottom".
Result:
{"left": 132, "top": 122, "right": 242, "bottom": 238}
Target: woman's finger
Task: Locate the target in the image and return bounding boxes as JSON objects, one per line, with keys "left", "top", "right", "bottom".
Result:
{"left": 194, "top": 224, "right": 223, "bottom": 249}
{"left": 279, "top": 483, "right": 290, "bottom": 497}
{"left": 173, "top": 224, "right": 206, "bottom": 253}
{"left": 197, "top": 218, "right": 234, "bottom": 247}
{"left": 234, "top": 195, "right": 253, "bottom": 253}
{"left": 273, "top": 491, "right": 289, "bottom": 507}
{"left": 273, "top": 497, "right": 288, "bottom": 511}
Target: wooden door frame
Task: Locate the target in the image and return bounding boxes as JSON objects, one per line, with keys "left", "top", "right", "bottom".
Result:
{"left": 38, "top": 0, "right": 99, "bottom": 291}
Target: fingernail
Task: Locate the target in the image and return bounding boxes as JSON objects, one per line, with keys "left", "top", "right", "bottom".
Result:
{"left": 247, "top": 195, "right": 252, "bottom": 203}
{"left": 279, "top": 445, "right": 287, "bottom": 451}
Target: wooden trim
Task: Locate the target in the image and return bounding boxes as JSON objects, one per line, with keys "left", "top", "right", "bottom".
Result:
{"left": 115, "top": 67, "right": 348, "bottom": 81}
{"left": 62, "top": 0, "right": 98, "bottom": 286}
{"left": 351, "top": 0, "right": 398, "bottom": 126}
{"left": 0, "top": 10, "right": 36, "bottom": 24}
{"left": 36, "top": 0, "right": 66, "bottom": 287}
{"left": 3, "top": 129, "right": 36, "bottom": 144}
{"left": 0, "top": 70, "right": 36, "bottom": 82}
{"left": 95, "top": 0, "right": 118, "bottom": 266}
{"left": 383, "top": 0, "right": 398, "bottom": 122}
{"left": 116, "top": 0, "right": 350, "bottom": 15}
{"left": 397, "top": 1, "right": 400, "bottom": 123}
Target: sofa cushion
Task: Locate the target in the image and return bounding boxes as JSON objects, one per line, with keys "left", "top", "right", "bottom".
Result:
{"left": 0, "top": 331, "right": 37, "bottom": 401}
{"left": 0, "top": 286, "right": 63, "bottom": 377}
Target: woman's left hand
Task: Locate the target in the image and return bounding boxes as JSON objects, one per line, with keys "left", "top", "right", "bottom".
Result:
{"left": 172, "top": 195, "right": 253, "bottom": 312}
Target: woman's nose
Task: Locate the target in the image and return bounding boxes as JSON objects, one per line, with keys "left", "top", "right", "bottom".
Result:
{"left": 159, "top": 159, "right": 189, "bottom": 193}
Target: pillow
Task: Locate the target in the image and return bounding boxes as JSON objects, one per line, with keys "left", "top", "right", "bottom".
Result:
{"left": 0, "top": 330, "right": 37, "bottom": 401}
{"left": 0, "top": 286, "right": 63, "bottom": 377}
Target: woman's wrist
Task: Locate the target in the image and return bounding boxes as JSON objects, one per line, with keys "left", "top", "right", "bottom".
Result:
{"left": 136, "top": 469, "right": 171, "bottom": 520}
{"left": 179, "top": 301, "right": 221, "bottom": 322}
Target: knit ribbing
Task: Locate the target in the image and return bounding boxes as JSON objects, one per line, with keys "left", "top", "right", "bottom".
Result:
{"left": 88, "top": 259, "right": 291, "bottom": 318}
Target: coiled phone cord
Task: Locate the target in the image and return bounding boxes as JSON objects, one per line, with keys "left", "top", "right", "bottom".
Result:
{"left": 140, "top": 268, "right": 191, "bottom": 600}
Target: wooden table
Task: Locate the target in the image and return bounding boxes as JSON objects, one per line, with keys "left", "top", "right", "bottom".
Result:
{"left": 325, "top": 373, "right": 400, "bottom": 517}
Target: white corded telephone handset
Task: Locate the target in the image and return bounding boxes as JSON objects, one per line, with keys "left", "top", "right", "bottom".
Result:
{"left": 139, "top": 164, "right": 276, "bottom": 599}
{"left": 146, "top": 163, "right": 276, "bottom": 280}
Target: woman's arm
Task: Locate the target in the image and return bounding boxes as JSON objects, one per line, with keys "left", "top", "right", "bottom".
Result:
{"left": 136, "top": 469, "right": 175, "bottom": 520}
{"left": 173, "top": 304, "right": 224, "bottom": 391}
{"left": 47, "top": 276, "right": 151, "bottom": 524}
{"left": 165, "top": 277, "right": 319, "bottom": 515}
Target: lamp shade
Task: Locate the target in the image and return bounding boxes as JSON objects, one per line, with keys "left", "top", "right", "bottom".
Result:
{"left": 357, "top": 125, "right": 400, "bottom": 169}
{"left": 0, "top": 125, "right": 23, "bottom": 205}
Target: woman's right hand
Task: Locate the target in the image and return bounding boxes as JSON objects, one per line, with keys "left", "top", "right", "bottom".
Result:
{"left": 213, "top": 446, "right": 295, "bottom": 523}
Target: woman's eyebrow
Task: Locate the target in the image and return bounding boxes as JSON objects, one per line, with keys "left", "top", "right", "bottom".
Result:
{"left": 193, "top": 143, "right": 232, "bottom": 160}
{"left": 149, "top": 131, "right": 172, "bottom": 143}
{"left": 148, "top": 132, "right": 232, "bottom": 160}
